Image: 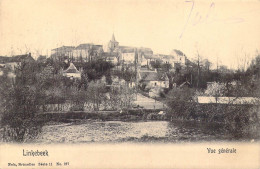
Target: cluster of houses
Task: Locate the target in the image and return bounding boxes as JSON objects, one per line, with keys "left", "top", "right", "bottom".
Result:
{"left": 50, "top": 34, "right": 188, "bottom": 96}
{"left": 51, "top": 34, "right": 187, "bottom": 68}
{"left": 0, "top": 53, "right": 34, "bottom": 70}
{"left": 0, "top": 53, "right": 35, "bottom": 78}
{"left": 0, "top": 34, "right": 188, "bottom": 97}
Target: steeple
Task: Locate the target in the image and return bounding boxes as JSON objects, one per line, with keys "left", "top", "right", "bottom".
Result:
{"left": 111, "top": 33, "right": 116, "bottom": 42}
{"left": 108, "top": 33, "right": 119, "bottom": 52}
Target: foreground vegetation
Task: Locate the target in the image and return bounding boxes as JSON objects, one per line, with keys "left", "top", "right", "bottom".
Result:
{"left": 0, "top": 53, "right": 260, "bottom": 142}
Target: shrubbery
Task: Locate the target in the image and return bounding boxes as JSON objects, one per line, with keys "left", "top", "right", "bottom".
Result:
{"left": 166, "top": 85, "right": 259, "bottom": 137}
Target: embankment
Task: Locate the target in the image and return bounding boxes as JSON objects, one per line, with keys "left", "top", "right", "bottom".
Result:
{"left": 36, "top": 109, "right": 166, "bottom": 124}
{"left": 166, "top": 101, "right": 260, "bottom": 137}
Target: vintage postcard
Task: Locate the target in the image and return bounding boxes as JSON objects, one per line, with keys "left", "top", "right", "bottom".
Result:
{"left": 0, "top": 0, "right": 259, "bottom": 168}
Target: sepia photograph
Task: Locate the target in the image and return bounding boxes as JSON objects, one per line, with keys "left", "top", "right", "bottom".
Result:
{"left": 0, "top": 0, "right": 260, "bottom": 168}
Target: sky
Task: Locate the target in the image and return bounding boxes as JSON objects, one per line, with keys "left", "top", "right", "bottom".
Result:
{"left": 0, "top": 0, "right": 260, "bottom": 69}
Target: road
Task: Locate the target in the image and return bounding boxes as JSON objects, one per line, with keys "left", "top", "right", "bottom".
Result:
{"left": 133, "top": 94, "right": 166, "bottom": 110}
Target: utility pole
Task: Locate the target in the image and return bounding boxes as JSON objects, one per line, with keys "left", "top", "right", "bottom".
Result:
{"left": 190, "top": 73, "right": 192, "bottom": 86}
{"left": 135, "top": 48, "right": 139, "bottom": 100}
{"left": 216, "top": 56, "right": 219, "bottom": 82}
{"left": 197, "top": 50, "right": 200, "bottom": 88}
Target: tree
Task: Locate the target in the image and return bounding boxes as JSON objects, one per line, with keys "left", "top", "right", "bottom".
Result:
{"left": 81, "top": 60, "right": 114, "bottom": 81}
{"left": 87, "top": 80, "right": 107, "bottom": 110}
{"left": 0, "top": 61, "right": 45, "bottom": 142}
{"left": 204, "top": 82, "right": 226, "bottom": 103}
{"left": 166, "top": 87, "right": 195, "bottom": 118}
{"left": 202, "top": 59, "right": 212, "bottom": 72}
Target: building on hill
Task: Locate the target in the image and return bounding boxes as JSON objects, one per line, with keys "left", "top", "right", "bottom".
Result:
{"left": 51, "top": 44, "right": 103, "bottom": 62}
{"left": 73, "top": 43, "right": 103, "bottom": 62}
{"left": 51, "top": 46, "right": 75, "bottom": 61}
{"left": 63, "top": 62, "right": 82, "bottom": 79}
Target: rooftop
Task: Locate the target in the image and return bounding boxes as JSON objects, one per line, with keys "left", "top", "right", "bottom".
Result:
{"left": 171, "top": 49, "right": 186, "bottom": 56}
{"left": 0, "top": 54, "right": 34, "bottom": 63}
{"left": 118, "top": 46, "right": 153, "bottom": 54}
{"left": 52, "top": 46, "right": 75, "bottom": 51}
{"left": 63, "top": 62, "right": 80, "bottom": 74}
{"left": 139, "top": 71, "right": 168, "bottom": 81}
{"left": 75, "top": 43, "right": 103, "bottom": 50}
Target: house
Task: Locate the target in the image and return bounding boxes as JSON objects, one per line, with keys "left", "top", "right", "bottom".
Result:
{"left": 0, "top": 56, "right": 10, "bottom": 64}
{"left": 138, "top": 47, "right": 153, "bottom": 67}
{"left": 153, "top": 54, "right": 172, "bottom": 64}
{"left": 120, "top": 47, "right": 137, "bottom": 65}
{"left": 140, "top": 55, "right": 157, "bottom": 67}
{"left": 138, "top": 69, "right": 169, "bottom": 90}
{"left": 0, "top": 54, "right": 34, "bottom": 78}
{"left": 0, "top": 53, "right": 35, "bottom": 70}
{"left": 170, "top": 49, "right": 186, "bottom": 66}
{"left": 151, "top": 49, "right": 187, "bottom": 68}
{"left": 63, "top": 62, "right": 81, "bottom": 79}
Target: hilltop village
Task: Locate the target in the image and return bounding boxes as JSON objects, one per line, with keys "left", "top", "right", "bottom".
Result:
{"left": 0, "top": 34, "right": 192, "bottom": 102}
{"left": 51, "top": 34, "right": 187, "bottom": 97}
{"left": 0, "top": 34, "right": 260, "bottom": 109}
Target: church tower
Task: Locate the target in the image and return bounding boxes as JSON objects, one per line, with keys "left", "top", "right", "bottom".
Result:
{"left": 108, "top": 33, "right": 119, "bottom": 52}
